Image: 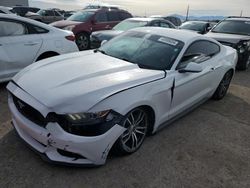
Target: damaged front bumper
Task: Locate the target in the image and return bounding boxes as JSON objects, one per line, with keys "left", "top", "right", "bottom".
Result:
{"left": 7, "top": 83, "right": 126, "bottom": 166}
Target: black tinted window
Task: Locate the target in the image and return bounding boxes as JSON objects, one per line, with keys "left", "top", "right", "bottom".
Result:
{"left": 107, "top": 12, "right": 120, "bottom": 21}
{"left": 212, "top": 20, "right": 250, "bottom": 36}
{"left": 95, "top": 12, "right": 108, "bottom": 22}
{"left": 45, "top": 10, "right": 54, "bottom": 16}
{"left": 27, "top": 24, "right": 49, "bottom": 34}
{"left": 160, "top": 22, "right": 171, "bottom": 28}
{"left": 0, "top": 10, "right": 5, "bottom": 14}
{"left": 54, "top": 11, "right": 61, "bottom": 16}
{"left": 186, "top": 41, "right": 220, "bottom": 57}
{"left": 119, "top": 12, "right": 131, "bottom": 20}
{"left": 150, "top": 21, "right": 159, "bottom": 26}
{"left": 179, "top": 40, "right": 220, "bottom": 67}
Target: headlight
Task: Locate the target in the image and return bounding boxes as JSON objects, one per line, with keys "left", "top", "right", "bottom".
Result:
{"left": 63, "top": 25, "right": 75, "bottom": 31}
{"left": 236, "top": 40, "right": 250, "bottom": 53}
{"left": 54, "top": 110, "right": 123, "bottom": 136}
{"left": 65, "top": 110, "right": 111, "bottom": 125}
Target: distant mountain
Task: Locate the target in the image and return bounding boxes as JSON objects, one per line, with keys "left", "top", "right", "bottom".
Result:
{"left": 169, "top": 14, "right": 225, "bottom": 21}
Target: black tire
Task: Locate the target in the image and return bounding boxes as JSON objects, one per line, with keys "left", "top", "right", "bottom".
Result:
{"left": 212, "top": 70, "right": 233, "bottom": 100}
{"left": 237, "top": 53, "right": 250, "bottom": 71}
{"left": 76, "top": 33, "right": 90, "bottom": 51}
{"left": 113, "top": 107, "right": 149, "bottom": 155}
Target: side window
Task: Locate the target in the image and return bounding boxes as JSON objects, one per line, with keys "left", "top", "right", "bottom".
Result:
{"left": 27, "top": 24, "right": 49, "bottom": 34}
{"left": 107, "top": 11, "right": 120, "bottom": 21}
{"left": 45, "top": 10, "right": 54, "bottom": 16}
{"left": 0, "top": 20, "right": 26, "bottom": 37}
{"left": 178, "top": 40, "right": 220, "bottom": 69}
{"left": 95, "top": 12, "right": 108, "bottom": 22}
{"left": 54, "top": 11, "right": 61, "bottom": 16}
{"left": 151, "top": 21, "right": 160, "bottom": 26}
{"left": 0, "top": 10, "right": 5, "bottom": 14}
{"left": 119, "top": 12, "right": 131, "bottom": 20}
{"left": 160, "top": 22, "right": 170, "bottom": 28}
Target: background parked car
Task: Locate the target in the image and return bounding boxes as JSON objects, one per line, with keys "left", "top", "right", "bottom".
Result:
{"left": 91, "top": 17, "right": 176, "bottom": 48}
{"left": 179, "top": 21, "right": 213, "bottom": 34}
{"left": 63, "top": 11, "right": 77, "bottom": 19}
{"left": 50, "top": 8, "right": 133, "bottom": 50}
{"left": 11, "top": 6, "right": 40, "bottom": 17}
{"left": 0, "top": 14, "right": 79, "bottom": 83}
{"left": 25, "top": 9, "right": 64, "bottom": 24}
{"left": 0, "top": 6, "right": 14, "bottom": 14}
{"left": 151, "top": 15, "right": 182, "bottom": 26}
{"left": 206, "top": 16, "right": 250, "bottom": 70}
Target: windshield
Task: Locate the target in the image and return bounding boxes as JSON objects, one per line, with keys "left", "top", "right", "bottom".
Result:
{"left": 99, "top": 31, "right": 184, "bottom": 70}
{"left": 212, "top": 20, "right": 250, "bottom": 36}
{"left": 67, "top": 11, "right": 94, "bottom": 22}
{"left": 113, "top": 20, "right": 148, "bottom": 31}
{"left": 180, "top": 22, "right": 206, "bottom": 31}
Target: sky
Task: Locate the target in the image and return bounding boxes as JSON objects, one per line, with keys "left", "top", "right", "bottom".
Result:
{"left": 29, "top": 0, "right": 250, "bottom": 17}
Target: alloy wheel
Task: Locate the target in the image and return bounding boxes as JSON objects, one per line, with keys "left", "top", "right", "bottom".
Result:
{"left": 121, "top": 109, "right": 148, "bottom": 153}
{"left": 76, "top": 34, "right": 89, "bottom": 51}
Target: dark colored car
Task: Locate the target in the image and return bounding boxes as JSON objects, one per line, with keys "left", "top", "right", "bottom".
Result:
{"left": 206, "top": 16, "right": 250, "bottom": 70}
{"left": 151, "top": 15, "right": 182, "bottom": 26}
{"left": 179, "top": 21, "right": 213, "bottom": 34}
{"left": 90, "top": 17, "right": 176, "bottom": 48}
{"left": 11, "top": 6, "right": 40, "bottom": 17}
{"left": 51, "top": 8, "right": 132, "bottom": 50}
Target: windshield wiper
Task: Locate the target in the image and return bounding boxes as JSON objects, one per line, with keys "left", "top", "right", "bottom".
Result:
{"left": 94, "top": 49, "right": 106, "bottom": 55}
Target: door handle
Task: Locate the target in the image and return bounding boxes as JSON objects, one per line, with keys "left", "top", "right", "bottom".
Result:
{"left": 24, "top": 42, "right": 39, "bottom": 46}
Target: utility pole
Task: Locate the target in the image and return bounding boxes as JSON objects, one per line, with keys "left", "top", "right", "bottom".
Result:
{"left": 185, "top": 4, "right": 190, "bottom": 21}
{"left": 240, "top": 10, "right": 243, "bottom": 17}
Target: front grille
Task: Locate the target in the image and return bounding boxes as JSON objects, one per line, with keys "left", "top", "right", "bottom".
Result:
{"left": 12, "top": 95, "right": 47, "bottom": 127}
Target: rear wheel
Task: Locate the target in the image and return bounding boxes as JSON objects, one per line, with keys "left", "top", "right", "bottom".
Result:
{"left": 76, "top": 33, "right": 90, "bottom": 51}
{"left": 212, "top": 70, "right": 233, "bottom": 100}
{"left": 114, "top": 107, "right": 149, "bottom": 155}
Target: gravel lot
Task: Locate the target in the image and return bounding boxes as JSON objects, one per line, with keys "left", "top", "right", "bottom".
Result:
{"left": 0, "top": 70, "right": 250, "bottom": 188}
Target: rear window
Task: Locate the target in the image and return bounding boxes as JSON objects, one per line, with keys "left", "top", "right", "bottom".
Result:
{"left": 119, "top": 12, "right": 132, "bottom": 20}
{"left": 67, "top": 11, "right": 94, "bottom": 22}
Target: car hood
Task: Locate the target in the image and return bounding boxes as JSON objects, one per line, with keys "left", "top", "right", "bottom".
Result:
{"left": 206, "top": 32, "right": 250, "bottom": 44}
{"left": 13, "top": 51, "right": 165, "bottom": 113}
{"left": 50, "top": 20, "right": 81, "bottom": 28}
{"left": 92, "top": 30, "right": 124, "bottom": 40}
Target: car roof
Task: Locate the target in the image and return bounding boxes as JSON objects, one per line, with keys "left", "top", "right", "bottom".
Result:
{"left": 0, "top": 13, "right": 60, "bottom": 31}
{"left": 225, "top": 17, "right": 250, "bottom": 21}
{"left": 127, "top": 17, "right": 164, "bottom": 22}
{"left": 184, "top": 21, "right": 208, "bottom": 24}
{"left": 129, "top": 27, "right": 216, "bottom": 43}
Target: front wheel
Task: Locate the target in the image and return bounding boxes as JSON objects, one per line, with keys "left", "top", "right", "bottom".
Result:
{"left": 113, "top": 108, "right": 149, "bottom": 155}
{"left": 76, "top": 33, "right": 90, "bottom": 51}
{"left": 212, "top": 71, "right": 233, "bottom": 100}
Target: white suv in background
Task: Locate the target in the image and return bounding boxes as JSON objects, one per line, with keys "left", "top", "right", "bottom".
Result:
{"left": 0, "top": 13, "right": 79, "bottom": 83}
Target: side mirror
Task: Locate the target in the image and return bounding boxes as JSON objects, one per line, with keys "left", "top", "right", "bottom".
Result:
{"left": 178, "top": 62, "right": 203, "bottom": 73}
{"left": 101, "top": 40, "right": 108, "bottom": 46}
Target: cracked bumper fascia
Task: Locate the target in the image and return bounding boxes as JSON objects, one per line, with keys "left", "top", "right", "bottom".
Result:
{"left": 7, "top": 82, "right": 126, "bottom": 166}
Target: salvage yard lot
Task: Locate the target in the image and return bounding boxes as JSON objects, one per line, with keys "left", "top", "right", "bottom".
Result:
{"left": 0, "top": 69, "right": 250, "bottom": 188}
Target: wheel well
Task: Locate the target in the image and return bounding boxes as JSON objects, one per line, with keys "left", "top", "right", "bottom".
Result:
{"left": 139, "top": 105, "right": 155, "bottom": 135}
{"left": 36, "top": 51, "right": 59, "bottom": 61}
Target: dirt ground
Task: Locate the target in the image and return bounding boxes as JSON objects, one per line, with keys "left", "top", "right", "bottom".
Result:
{"left": 0, "top": 69, "right": 249, "bottom": 188}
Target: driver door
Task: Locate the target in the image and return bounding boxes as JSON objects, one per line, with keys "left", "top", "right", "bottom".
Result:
{"left": 169, "top": 40, "right": 221, "bottom": 119}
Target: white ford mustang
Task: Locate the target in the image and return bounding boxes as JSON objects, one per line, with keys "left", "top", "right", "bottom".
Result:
{"left": 7, "top": 27, "right": 237, "bottom": 166}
